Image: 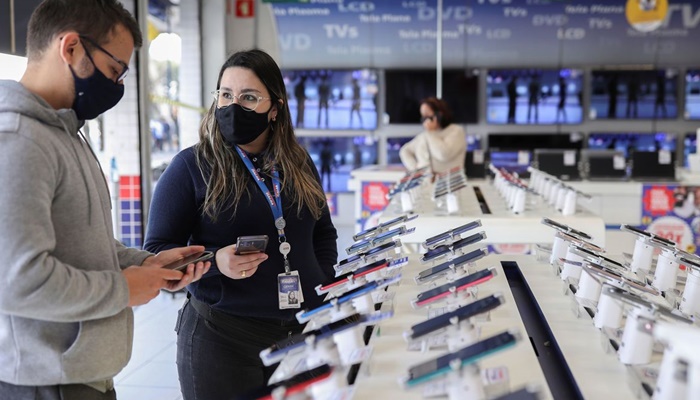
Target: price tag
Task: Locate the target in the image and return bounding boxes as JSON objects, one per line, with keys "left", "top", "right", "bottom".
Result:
{"left": 473, "top": 149, "right": 484, "bottom": 164}
{"left": 563, "top": 151, "right": 576, "bottom": 166}
{"left": 517, "top": 151, "right": 530, "bottom": 165}
{"left": 659, "top": 150, "right": 671, "bottom": 165}
{"left": 428, "top": 306, "right": 448, "bottom": 319}
{"left": 613, "top": 155, "right": 626, "bottom": 170}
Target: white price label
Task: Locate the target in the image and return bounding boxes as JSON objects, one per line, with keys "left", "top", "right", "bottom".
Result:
{"left": 473, "top": 149, "right": 484, "bottom": 164}
{"left": 659, "top": 150, "right": 671, "bottom": 165}
{"left": 613, "top": 155, "right": 626, "bottom": 170}
{"left": 563, "top": 151, "right": 576, "bottom": 166}
{"left": 517, "top": 151, "right": 530, "bottom": 165}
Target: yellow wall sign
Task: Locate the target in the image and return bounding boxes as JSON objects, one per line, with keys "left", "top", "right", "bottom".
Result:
{"left": 626, "top": 0, "right": 669, "bottom": 32}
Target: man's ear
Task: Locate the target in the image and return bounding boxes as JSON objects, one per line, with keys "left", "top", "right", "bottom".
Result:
{"left": 58, "top": 32, "right": 82, "bottom": 66}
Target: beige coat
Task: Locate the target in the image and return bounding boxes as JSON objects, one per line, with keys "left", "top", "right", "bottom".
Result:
{"left": 399, "top": 123, "right": 467, "bottom": 173}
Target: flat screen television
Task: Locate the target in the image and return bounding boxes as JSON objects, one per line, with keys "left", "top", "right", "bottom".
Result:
{"left": 590, "top": 69, "right": 678, "bottom": 120}
{"left": 486, "top": 68, "right": 583, "bottom": 125}
{"left": 297, "top": 136, "right": 378, "bottom": 192}
{"left": 282, "top": 69, "right": 378, "bottom": 130}
{"left": 489, "top": 150, "right": 532, "bottom": 177}
{"left": 685, "top": 69, "right": 700, "bottom": 120}
{"left": 488, "top": 133, "right": 583, "bottom": 151}
{"left": 534, "top": 149, "right": 580, "bottom": 181}
{"left": 384, "top": 69, "right": 479, "bottom": 124}
{"left": 587, "top": 132, "right": 677, "bottom": 158}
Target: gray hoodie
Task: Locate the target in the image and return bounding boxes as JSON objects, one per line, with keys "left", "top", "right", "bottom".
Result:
{"left": 0, "top": 80, "right": 152, "bottom": 386}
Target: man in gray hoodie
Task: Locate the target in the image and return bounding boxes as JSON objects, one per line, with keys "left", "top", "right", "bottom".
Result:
{"left": 0, "top": 1, "right": 210, "bottom": 399}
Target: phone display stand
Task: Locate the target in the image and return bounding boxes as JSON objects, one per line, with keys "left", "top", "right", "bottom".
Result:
{"left": 307, "top": 369, "right": 348, "bottom": 400}
{"left": 620, "top": 225, "right": 675, "bottom": 275}
{"left": 446, "top": 192, "right": 460, "bottom": 215}
{"left": 560, "top": 246, "right": 585, "bottom": 283}
{"left": 574, "top": 266, "right": 603, "bottom": 308}
{"left": 333, "top": 325, "right": 367, "bottom": 366}
{"left": 562, "top": 189, "right": 577, "bottom": 216}
{"left": 445, "top": 318, "right": 480, "bottom": 353}
{"left": 651, "top": 321, "right": 700, "bottom": 400}
{"left": 512, "top": 187, "right": 526, "bottom": 215}
{"left": 446, "top": 362, "right": 486, "bottom": 400}
{"left": 679, "top": 263, "right": 700, "bottom": 317}
{"left": 652, "top": 246, "right": 681, "bottom": 292}
{"left": 618, "top": 307, "right": 655, "bottom": 365}
{"left": 400, "top": 191, "right": 414, "bottom": 213}
{"left": 594, "top": 283, "right": 625, "bottom": 330}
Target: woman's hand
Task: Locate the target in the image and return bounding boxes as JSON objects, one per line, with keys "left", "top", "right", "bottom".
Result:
{"left": 215, "top": 244, "right": 269, "bottom": 280}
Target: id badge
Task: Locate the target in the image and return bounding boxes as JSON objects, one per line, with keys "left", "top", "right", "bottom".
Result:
{"left": 278, "top": 270, "right": 303, "bottom": 309}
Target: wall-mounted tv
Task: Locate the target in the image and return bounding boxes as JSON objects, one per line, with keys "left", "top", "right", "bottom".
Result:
{"left": 298, "top": 136, "right": 378, "bottom": 192}
{"left": 590, "top": 69, "right": 678, "bottom": 120}
{"left": 282, "top": 69, "right": 378, "bottom": 130}
{"left": 384, "top": 69, "right": 479, "bottom": 124}
{"left": 685, "top": 69, "right": 700, "bottom": 120}
{"left": 587, "top": 132, "right": 677, "bottom": 158}
{"left": 487, "top": 133, "right": 583, "bottom": 151}
{"left": 486, "top": 68, "right": 583, "bottom": 125}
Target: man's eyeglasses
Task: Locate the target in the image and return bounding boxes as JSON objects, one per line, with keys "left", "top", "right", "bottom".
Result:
{"left": 211, "top": 89, "right": 270, "bottom": 111}
{"left": 420, "top": 115, "right": 436, "bottom": 123}
{"left": 79, "top": 35, "right": 129, "bottom": 82}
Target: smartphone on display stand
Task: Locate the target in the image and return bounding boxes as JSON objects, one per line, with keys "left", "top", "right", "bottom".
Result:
{"left": 541, "top": 217, "right": 592, "bottom": 240}
{"left": 583, "top": 262, "right": 658, "bottom": 296}
{"left": 621, "top": 224, "right": 676, "bottom": 246}
{"left": 406, "top": 294, "right": 504, "bottom": 340}
{"left": 403, "top": 330, "right": 519, "bottom": 387}
{"left": 420, "top": 232, "right": 486, "bottom": 264}
{"left": 423, "top": 220, "right": 482, "bottom": 249}
{"left": 346, "top": 226, "right": 411, "bottom": 255}
{"left": 234, "top": 235, "right": 269, "bottom": 255}
{"left": 316, "top": 259, "right": 388, "bottom": 294}
{"left": 162, "top": 251, "right": 214, "bottom": 272}
{"left": 352, "top": 214, "right": 418, "bottom": 241}
{"left": 416, "top": 248, "right": 489, "bottom": 284}
{"left": 413, "top": 268, "right": 497, "bottom": 308}
{"left": 242, "top": 364, "right": 334, "bottom": 400}
{"left": 603, "top": 286, "right": 692, "bottom": 324}
{"left": 334, "top": 241, "right": 401, "bottom": 275}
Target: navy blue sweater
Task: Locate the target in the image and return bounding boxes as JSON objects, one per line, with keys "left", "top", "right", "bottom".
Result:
{"left": 144, "top": 146, "right": 338, "bottom": 321}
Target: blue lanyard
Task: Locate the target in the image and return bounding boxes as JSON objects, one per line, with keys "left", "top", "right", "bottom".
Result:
{"left": 235, "top": 147, "right": 285, "bottom": 239}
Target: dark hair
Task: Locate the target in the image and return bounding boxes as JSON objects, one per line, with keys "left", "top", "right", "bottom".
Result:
{"left": 421, "top": 97, "right": 453, "bottom": 128}
{"left": 27, "top": 0, "right": 142, "bottom": 61}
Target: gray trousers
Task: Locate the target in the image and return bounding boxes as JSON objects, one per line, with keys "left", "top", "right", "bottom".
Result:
{"left": 0, "top": 381, "right": 116, "bottom": 400}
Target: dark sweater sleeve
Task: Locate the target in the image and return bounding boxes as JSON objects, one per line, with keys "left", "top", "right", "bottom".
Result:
{"left": 144, "top": 152, "right": 222, "bottom": 277}
{"left": 306, "top": 154, "right": 338, "bottom": 278}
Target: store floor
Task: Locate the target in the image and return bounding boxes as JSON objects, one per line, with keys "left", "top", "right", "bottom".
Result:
{"left": 114, "top": 223, "right": 356, "bottom": 399}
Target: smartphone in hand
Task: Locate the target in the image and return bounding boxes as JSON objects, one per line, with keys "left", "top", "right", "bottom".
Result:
{"left": 162, "top": 251, "right": 214, "bottom": 272}
{"left": 235, "top": 235, "right": 269, "bottom": 255}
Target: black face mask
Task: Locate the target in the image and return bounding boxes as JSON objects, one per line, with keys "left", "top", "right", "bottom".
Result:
{"left": 70, "top": 52, "right": 124, "bottom": 121}
{"left": 215, "top": 103, "right": 271, "bottom": 146}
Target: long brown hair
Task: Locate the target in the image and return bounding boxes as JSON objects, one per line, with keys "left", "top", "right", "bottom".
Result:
{"left": 195, "top": 49, "right": 326, "bottom": 221}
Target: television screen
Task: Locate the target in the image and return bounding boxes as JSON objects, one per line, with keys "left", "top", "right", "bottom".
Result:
{"left": 384, "top": 69, "right": 479, "bottom": 124}
{"left": 488, "top": 133, "right": 583, "bottom": 151}
{"left": 684, "top": 133, "right": 697, "bottom": 167}
{"left": 685, "top": 69, "right": 700, "bottom": 120}
{"left": 590, "top": 69, "right": 678, "bottom": 120}
{"left": 587, "top": 132, "right": 676, "bottom": 158}
{"left": 490, "top": 150, "right": 531, "bottom": 177}
{"left": 387, "top": 135, "right": 482, "bottom": 165}
{"left": 486, "top": 68, "right": 583, "bottom": 125}
{"left": 282, "top": 69, "right": 378, "bottom": 130}
{"left": 298, "top": 136, "right": 378, "bottom": 192}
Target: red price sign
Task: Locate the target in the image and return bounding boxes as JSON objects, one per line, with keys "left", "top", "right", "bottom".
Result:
{"left": 235, "top": 0, "right": 254, "bottom": 18}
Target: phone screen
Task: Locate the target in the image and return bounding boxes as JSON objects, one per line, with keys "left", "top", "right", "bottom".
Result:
{"left": 235, "top": 235, "right": 269, "bottom": 255}
{"left": 407, "top": 331, "right": 517, "bottom": 384}
{"left": 162, "top": 251, "right": 214, "bottom": 271}
{"left": 415, "top": 269, "right": 494, "bottom": 304}
{"left": 409, "top": 295, "right": 503, "bottom": 339}
{"left": 416, "top": 248, "right": 488, "bottom": 283}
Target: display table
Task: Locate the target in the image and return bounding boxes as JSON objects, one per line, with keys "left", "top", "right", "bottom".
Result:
{"left": 351, "top": 254, "right": 638, "bottom": 400}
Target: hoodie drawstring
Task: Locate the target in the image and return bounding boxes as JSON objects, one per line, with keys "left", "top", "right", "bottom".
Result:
{"left": 57, "top": 119, "right": 93, "bottom": 225}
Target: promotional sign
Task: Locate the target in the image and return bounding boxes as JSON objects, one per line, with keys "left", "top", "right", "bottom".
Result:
{"left": 359, "top": 181, "right": 393, "bottom": 230}
{"left": 325, "top": 192, "right": 338, "bottom": 216}
{"left": 641, "top": 184, "right": 698, "bottom": 254}
{"left": 269, "top": 0, "right": 700, "bottom": 68}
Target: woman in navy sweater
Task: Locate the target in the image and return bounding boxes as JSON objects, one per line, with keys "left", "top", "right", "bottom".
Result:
{"left": 144, "top": 49, "right": 338, "bottom": 399}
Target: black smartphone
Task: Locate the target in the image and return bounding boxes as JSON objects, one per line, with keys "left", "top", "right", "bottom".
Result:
{"left": 352, "top": 214, "right": 417, "bottom": 241}
{"left": 240, "top": 364, "right": 333, "bottom": 400}
{"left": 621, "top": 224, "right": 676, "bottom": 246}
{"left": 405, "top": 330, "right": 518, "bottom": 386}
{"left": 407, "top": 294, "right": 504, "bottom": 340}
{"left": 318, "top": 259, "right": 388, "bottom": 292}
{"left": 414, "top": 268, "right": 496, "bottom": 307}
{"left": 604, "top": 286, "right": 692, "bottom": 324}
{"left": 261, "top": 314, "right": 363, "bottom": 363}
{"left": 346, "top": 226, "right": 407, "bottom": 254}
{"left": 162, "top": 251, "right": 214, "bottom": 272}
{"left": 415, "top": 248, "right": 489, "bottom": 284}
{"left": 235, "top": 235, "right": 269, "bottom": 255}
{"left": 423, "top": 220, "right": 482, "bottom": 249}
{"left": 583, "top": 262, "right": 657, "bottom": 295}
{"left": 492, "top": 387, "right": 541, "bottom": 400}
{"left": 542, "top": 217, "right": 592, "bottom": 240}
{"left": 420, "top": 232, "right": 486, "bottom": 263}
{"left": 571, "top": 245, "right": 626, "bottom": 271}
{"left": 336, "top": 241, "right": 398, "bottom": 269}
{"left": 434, "top": 183, "right": 468, "bottom": 198}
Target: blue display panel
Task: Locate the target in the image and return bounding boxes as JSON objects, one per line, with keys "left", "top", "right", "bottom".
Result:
{"left": 486, "top": 68, "right": 583, "bottom": 125}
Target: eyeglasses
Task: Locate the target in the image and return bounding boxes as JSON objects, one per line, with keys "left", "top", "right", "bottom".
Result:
{"left": 211, "top": 89, "right": 270, "bottom": 111}
{"left": 420, "top": 115, "right": 436, "bottom": 123}
{"left": 79, "top": 35, "right": 130, "bottom": 82}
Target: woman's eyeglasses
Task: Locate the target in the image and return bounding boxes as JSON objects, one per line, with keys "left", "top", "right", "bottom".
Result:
{"left": 420, "top": 115, "right": 436, "bottom": 123}
{"left": 211, "top": 90, "right": 270, "bottom": 111}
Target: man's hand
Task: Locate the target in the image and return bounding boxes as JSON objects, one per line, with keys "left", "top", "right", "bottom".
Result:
{"left": 123, "top": 267, "right": 184, "bottom": 307}
{"left": 137, "top": 245, "right": 212, "bottom": 296}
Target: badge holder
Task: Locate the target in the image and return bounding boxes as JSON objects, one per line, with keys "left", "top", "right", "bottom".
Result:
{"left": 650, "top": 321, "right": 700, "bottom": 400}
